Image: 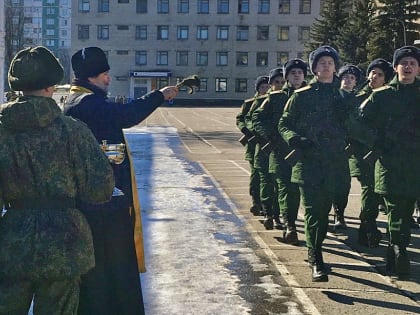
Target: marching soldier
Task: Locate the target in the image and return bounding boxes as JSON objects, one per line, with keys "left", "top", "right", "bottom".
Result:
{"left": 279, "top": 46, "right": 350, "bottom": 282}
{"left": 347, "top": 58, "right": 394, "bottom": 247}
{"left": 358, "top": 46, "right": 420, "bottom": 279}
{"left": 236, "top": 76, "right": 270, "bottom": 216}
{"left": 252, "top": 59, "right": 307, "bottom": 244}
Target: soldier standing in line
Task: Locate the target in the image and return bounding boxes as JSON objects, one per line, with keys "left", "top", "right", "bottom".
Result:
{"left": 347, "top": 58, "right": 394, "bottom": 247}
{"left": 236, "top": 75, "right": 270, "bottom": 216}
{"left": 250, "top": 68, "right": 285, "bottom": 229}
{"left": 358, "top": 46, "right": 420, "bottom": 279}
{"left": 331, "top": 64, "right": 364, "bottom": 231}
{"left": 0, "top": 46, "right": 114, "bottom": 314}
{"left": 252, "top": 59, "right": 307, "bottom": 244}
{"left": 279, "top": 46, "right": 350, "bottom": 282}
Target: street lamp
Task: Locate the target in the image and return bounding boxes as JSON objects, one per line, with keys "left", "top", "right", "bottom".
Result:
{"left": 390, "top": 18, "right": 407, "bottom": 46}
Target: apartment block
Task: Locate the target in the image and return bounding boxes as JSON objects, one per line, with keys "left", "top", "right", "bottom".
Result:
{"left": 72, "top": 0, "right": 321, "bottom": 102}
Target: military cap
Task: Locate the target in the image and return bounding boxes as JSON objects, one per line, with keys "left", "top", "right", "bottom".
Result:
{"left": 8, "top": 46, "right": 64, "bottom": 91}
{"left": 338, "top": 64, "right": 363, "bottom": 84}
{"left": 366, "top": 58, "right": 394, "bottom": 82}
{"left": 268, "top": 67, "right": 284, "bottom": 84}
{"left": 392, "top": 45, "right": 420, "bottom": 67}
{"left": 71, "top": 47, "right": 110, "bottom": 79}
{"left": 283, "top": 58, "right": 308, "bottom": 78}
{"left": 308, "top": 45, "right": 340, "bottom": 74}
{"left": 254, "top": 75, "right": 269, "bottom": 92}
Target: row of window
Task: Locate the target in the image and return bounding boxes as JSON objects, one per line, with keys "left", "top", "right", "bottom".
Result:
{"left": 78, "top": 24, "right": 310, "bottom": 42}
{"left": 155, "top": 76, "right": 258, "bottom": 94}
{"left": 109, "top": 50, "right": 305, "bottom": 67}
{"left": 81, "top": 0, "right": 313, "bottom": 15}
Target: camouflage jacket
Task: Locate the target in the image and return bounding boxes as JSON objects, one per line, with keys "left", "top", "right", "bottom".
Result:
{"left": 0, "top": 95, "right": 114, "bottom": 281}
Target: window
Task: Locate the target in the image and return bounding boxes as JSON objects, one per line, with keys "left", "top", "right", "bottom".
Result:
{"left": 177, "top": 26, "right": 189, "bottom": 40}
{"left": 157, "top": 25, "right": 169, "bottom": 40}
{"left": 197, "top": 78, "right": 207, "bottom": 92}
{"left": 46, "top": 39, "right": 55, "bottom": 46}
{"left": 46, "top": 29, "right": 55, "bottom": 36}
{"left": 216, "top": 52, "right": 228, "bottom": 66}
{"left": 197, "top": 0, "right": 209, "bottom": 13}
{"left": 299, "top": 0, "right": 311, "bottom": 14}
{"left": 46, "top": 18, "right": 55, "bottom": 25}
{"left": 136, "top": 0, "right": 147, "bottom": 13}
{"left": 116, "top": 50, "right": 128, "bottom": 55}
{"left": 235, "top": 79, "right": 247, "bottom": 92}
{"left": 135, "top": 51, "right": 147, "bottom": 65}
{"left": 236, "top": 26, "right": 249, "bottom": 41}
{"left": 277, "top": 51, "right": 289, "bottom": 66}
{"left": 238, "top": 0, "right": 249, "bottom": 13}
{"left": 135, "top": 25, "right": 147, "bottom": 40}
{"left": 157, "top": 78, "right": 169, "bottom": 89}
{"left": 256, "top": 52, "right": 268, "bottom": 66}
{"left": 279, "top": 0, "right": 290, "bottom": 13}
{"left": 98, "top": 0, "right": 109, "bottom": 12}
{"left": 98, "top": 25, "right": 110, "bottom": 40}
{"left": 46, "top": 7, "right": 56, "bottom": 14}
{"left": 79, "top": 0, "right": 90, "bottom": 12}
{"left": 257, "top": 25, "right": 269, "bottom": 40}
{"left": 196, "top": 51, "right": 208, "bottom": 65}
{"left": 217, "top": 0, "right": 229, "bottom": 13}
{"left": 176, "top": 51, "right": 188, "bottom": 65}
{"left": 157, "top": 0, "right": 169, "bottom": 13}
{"left": 119, "top": 0, "right": 129, "bottom": 2}
{"left": 277, "top": 26, "right": 289, "bottom": 41}
{"left": 298, "top": 26, "right": 310, "bottom": 41}
{"left": 236, "top": 52, "right": 248, "bottom": 66}
{"left": 258, "top": 0, "right": 270, "bottom": 14}
{"left": 78, "top": 25, "right": 89, "bottom": 39}
{"left": 197, "top": 26, "right": 208, "bottom": 40}
{"left": 216, "top": 26, "right": 229, "bottom": 40}
{"left": 215, "top": 78, "right": 227, "bottom": 92}
{"left": 117, "top": 25, "right": 129, "bottom": 30}
{"left": 156, "top": 51, "right": 168, "bottom": 65}
{"left": 178, "top": 0, "right": 189, "bottom": 13}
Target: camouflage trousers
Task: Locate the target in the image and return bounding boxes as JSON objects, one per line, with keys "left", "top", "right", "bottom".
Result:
{"left": 0, "top": 277, "right": 80, "bottom": 315}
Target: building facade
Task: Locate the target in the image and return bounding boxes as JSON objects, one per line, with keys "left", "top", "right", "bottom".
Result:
{"left": 5, "top": 0, "right": 72, "bottom": 82}
{"left": 72, "top": 0, "right": 321, "bottom": 102}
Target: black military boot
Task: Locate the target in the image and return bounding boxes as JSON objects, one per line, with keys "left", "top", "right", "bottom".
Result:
{"left": 283, "top": 216, "right": 298, "bottom": 245}
{"left": 309, "top": 248, "right": 328, "bottom": 282}
{"left": 394, "top": 245, "right": 410, "bottom": 279}
{"left": 274, "top": 216, "right": 283, "bottom": 229}
{"left": 263, "top": 216, "right": 274, "bottom": 230}
{"left": 333, "top": 207, "right": 347, "bottom": 231}
{"left": 385, "top": 244, "right": 396, "bottom": 275}
{"left": 358, "top": 220, "right": 382, "bottom": 248}
{"left": 250, "top": 204, "right": 262, "bottom": 216}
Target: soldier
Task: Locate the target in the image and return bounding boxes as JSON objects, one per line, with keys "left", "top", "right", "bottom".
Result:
{"left": 358, "top": 46, "right": 420, "bottom": 279}
{"left": 279, "top": 46, "right": 350, "bottom": 282}
{"left": 236, "top": 75, "right": 270, "bottom": 216}
{"left": 331, "top": 64, "right": 363, "bottom": 230}
{"left": 64, "top": 47, "right": 178, "bottom": 315}
{"left": 252, "top": 59, "right": 307, "bottom": 244}
{"left": 0, "top": 46, "right": 114, "bottom": 314}
{"left": 347, "top": 58, "right": 394, "bottom": 247}
{"left": 250, "top": 68, "right": 285, "bottom": 229}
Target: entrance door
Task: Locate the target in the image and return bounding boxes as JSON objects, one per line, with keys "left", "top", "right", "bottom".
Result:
{"left": 133, "top": 78, "right": 150, "bottom": 98}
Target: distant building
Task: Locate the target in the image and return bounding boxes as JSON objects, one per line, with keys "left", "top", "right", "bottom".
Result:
{"left": 71, "top": 0, "right": 321, "bottom": 103}
{"left": 5, "top": 0, "right": 72, "bottom": 83}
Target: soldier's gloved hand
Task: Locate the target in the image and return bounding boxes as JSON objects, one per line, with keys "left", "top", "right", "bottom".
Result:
{"left": 289, "top": 136, "right": 313, "bottom": 150}
{"left": 240, "top": 127, "right": 253, "bottom": 138}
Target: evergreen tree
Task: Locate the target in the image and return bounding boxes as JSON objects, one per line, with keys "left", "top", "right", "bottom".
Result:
{"left": 306, "top": 0, "right": 351, "bottom": 52}
{"left": 336, "top": 0, "right": 377, "bottom": 69}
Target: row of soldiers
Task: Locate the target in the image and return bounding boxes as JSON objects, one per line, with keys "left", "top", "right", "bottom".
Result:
{"left": 236, "top": 44, "right": 420, "bottom": 282}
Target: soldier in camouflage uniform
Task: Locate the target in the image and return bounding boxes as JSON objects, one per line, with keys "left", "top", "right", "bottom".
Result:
{"left": 236, "top": 75, "right": 270, "bottom": 216}
{"left": 252, "top": 59, "right": 307, "bottom": 244}
{"left": 347, "top": 58, "right": 394, "bottom": 247}
{"left": 0, "top": 46, "right": 114, "bottom": 314}
{"left": 279, "top": 46, "right": 350, "bottom": 282}
{"left": 249, "top": 68, "right": 285, "bottom": 229}
{"left": 358, "top": 46, "right": 420, "bottom": 279}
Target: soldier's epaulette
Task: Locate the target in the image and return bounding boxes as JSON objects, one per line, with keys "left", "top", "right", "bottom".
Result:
{"left": 294, "top": 85, "right": 312, "bottom": 93}
{"left": 372, "top": 85, "right": 392, "bottom": 92}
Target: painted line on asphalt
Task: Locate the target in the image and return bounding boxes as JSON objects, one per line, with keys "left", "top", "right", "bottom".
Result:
{"left": 199, "top": 161, "right": 322, "bottom": 315}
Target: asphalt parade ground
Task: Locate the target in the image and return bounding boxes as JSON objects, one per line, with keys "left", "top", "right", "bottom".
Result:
{"left": 132, "top": 106, "right": 420, "bottom": 315}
